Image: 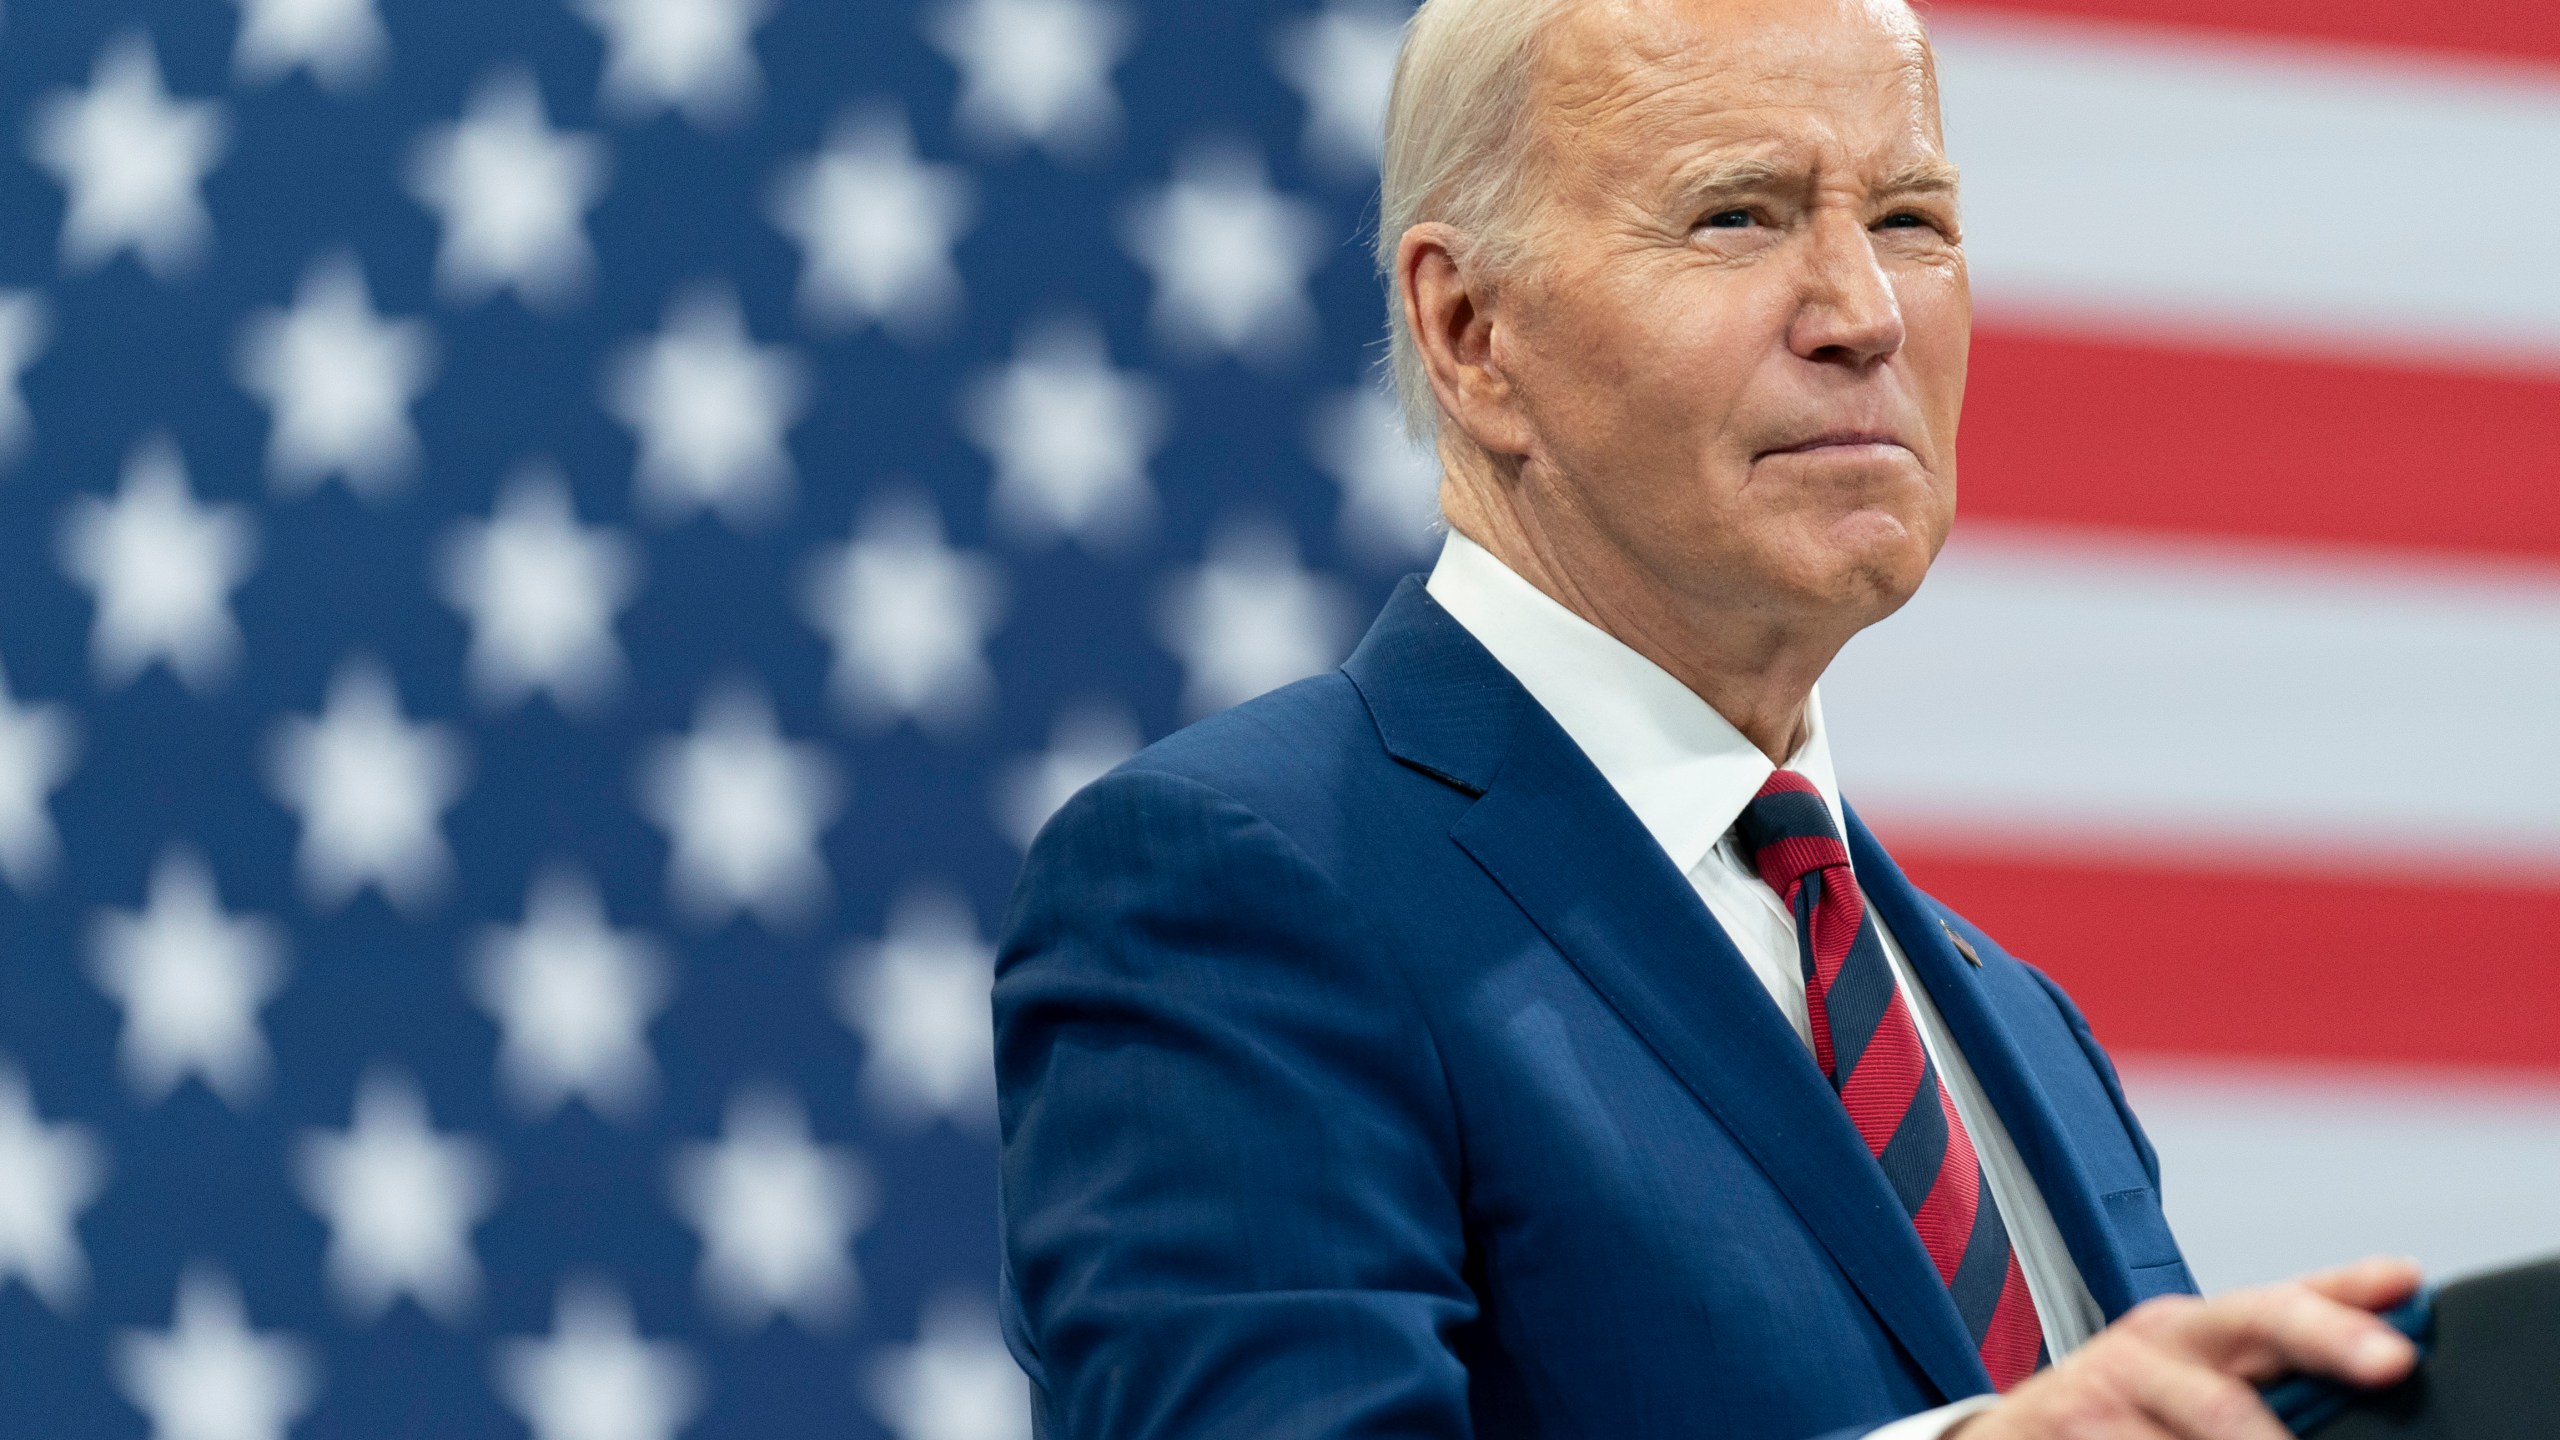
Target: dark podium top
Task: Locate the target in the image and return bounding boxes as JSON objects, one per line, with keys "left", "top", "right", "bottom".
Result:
{"left": 2284, "top": 1258, "right": 2560, "bottom": 1439}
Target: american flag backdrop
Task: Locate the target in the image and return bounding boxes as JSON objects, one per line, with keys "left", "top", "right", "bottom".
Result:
{"left": 0, "top": 0, "right": 2553, "bottom": 1435}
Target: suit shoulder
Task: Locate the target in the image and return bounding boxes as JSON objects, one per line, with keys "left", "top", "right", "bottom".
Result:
{"left": 1120, "top": 671, "right": 1378, "bottom": 793}
{"left": 999, "top": 679, "right": 1401, "bottom": 991}
{"left": 1075, "top": 671, "right": 1397, "bottom": 834}
{"left": 1020, "top": 670, "right": 1447, "bottom": 895}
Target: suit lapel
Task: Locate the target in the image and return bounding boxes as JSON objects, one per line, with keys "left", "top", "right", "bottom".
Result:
{"left": 1345, "top": 581, "right": 1993, "bottom": 1402}
{"left": 1847, "top": 809, "right": 2144, "bottom": 1319}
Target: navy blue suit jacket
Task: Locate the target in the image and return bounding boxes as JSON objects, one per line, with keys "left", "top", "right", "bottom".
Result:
{"left": 994, "top": 579, "right": 2199, "bottom": 1438}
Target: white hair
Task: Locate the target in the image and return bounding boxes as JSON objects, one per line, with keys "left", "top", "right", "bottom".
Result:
{"left": 1376, "top": 0, "right": 1583, "bottom": 442}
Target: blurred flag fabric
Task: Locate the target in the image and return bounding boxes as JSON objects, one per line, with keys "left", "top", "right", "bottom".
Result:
{"left": 0, "top": 1, "right": 2553, "bottom": 1436}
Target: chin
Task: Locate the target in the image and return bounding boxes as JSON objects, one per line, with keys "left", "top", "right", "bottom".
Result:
{"left": 1805, "top": 518, "right": 1939, "bottom": 616}
{"left": 1826, "top": 504, "right": 1941, "bottom": 564}
{"left": 1846, "top": 557, "right": 1931, "bottom": 620}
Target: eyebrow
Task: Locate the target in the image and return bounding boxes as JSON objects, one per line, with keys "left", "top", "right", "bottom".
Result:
{"left": 1876, "top": 159, "right": 1963, "bottom": 196}
{"left": 1666, "top": 154, "right": 1962, "bottom": 204}
{"left": 1667, "top": 155, "right": 1796, "bottom": 202}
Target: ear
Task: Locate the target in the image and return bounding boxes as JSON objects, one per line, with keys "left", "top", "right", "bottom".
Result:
{"left": 1397, "top": 223, "right": 1537, "bottom": 458}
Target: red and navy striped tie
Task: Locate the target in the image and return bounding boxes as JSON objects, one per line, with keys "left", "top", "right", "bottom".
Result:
{"left": 1734, "top": 770, "right": 2046, "bottom": 1391}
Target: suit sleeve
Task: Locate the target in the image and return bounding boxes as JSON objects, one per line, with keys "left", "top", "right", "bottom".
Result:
{"left": 994, "top": 766, "right": 1477, "bottom": 1439}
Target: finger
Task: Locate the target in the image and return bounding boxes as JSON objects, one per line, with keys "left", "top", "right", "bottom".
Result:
{"left": 2127, "top": 1340, "right": 2294, "bottom": 1440}
{"left": 2297, "top": 1256, "right": 2424, "bottom": 1313}
{"left": 2164, "top": 1283, "right": 2418, "bottom": 1387}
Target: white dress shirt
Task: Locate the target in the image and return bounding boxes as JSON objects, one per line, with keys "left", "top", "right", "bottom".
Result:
{"left": 1426, "top": 532, "right": 2103, "bottom": 1436}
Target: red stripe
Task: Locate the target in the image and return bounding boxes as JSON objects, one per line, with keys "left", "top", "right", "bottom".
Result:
{"left": 1909, "top": 1088, "right": 1983, "bottom": 1283}
{"left": 1760, "top": 771, "right": 1824, "bottom": 799}
{"left": 1839, "top": 992, "right": 1931, "bottom": 1151}
{"left": 1758, "top": 836, "right": 1851, "bottom": 894}
{"left": 1980, "top": 1251, "right": 2046, "bottom": 1392}
{"left": 1890, "top": 840, "right": 2560, "bottom": 1074}
{"left": 1930, "top": 0, "right": 2560, "bottom": 69}
{"left": 1809, "top": 879, "right": 1857, "bottom": 992}
{"left": 1962, "top": 326, "right": 2560, "bottom": 565}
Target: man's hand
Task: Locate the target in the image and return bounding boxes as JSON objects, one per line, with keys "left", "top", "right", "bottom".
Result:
{"left": 1951, "top": 1257, "right": 2423, "bottom": 1440}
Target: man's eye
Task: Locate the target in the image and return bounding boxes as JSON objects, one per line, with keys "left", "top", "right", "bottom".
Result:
{"left": 1876, "top": 211, "right": 1931, "bottom": 230}
{"left": 1701, "top": 209, "right": 1755, "bottom": 229}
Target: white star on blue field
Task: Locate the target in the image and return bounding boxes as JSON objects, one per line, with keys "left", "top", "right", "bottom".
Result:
{"left": 0, "top": 1, "right": 1428, "bottom": 1435}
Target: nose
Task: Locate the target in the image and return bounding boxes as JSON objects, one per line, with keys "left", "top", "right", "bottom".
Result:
{"left": 1788, "top": 210, "right": 1905, "bottom": 369}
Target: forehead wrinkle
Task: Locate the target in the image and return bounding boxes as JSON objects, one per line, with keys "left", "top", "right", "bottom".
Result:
{"left": 1525, "top": 0, "right": 1742, "bottom": 164}
{"left": 1507, "top": 0, "right": 1952, "bottom": 258}
{"left": 1641, "top": 91, "right": 1954, "bottom": 197}
{"left": 1896, "top": 31, "right": 1946, "bottom": 145}
{"left": 1533, "top": 4, "right": 1944, "bottom": 164}
{"left": 1531, "top": 37, "right": 1701, "bottom": 166}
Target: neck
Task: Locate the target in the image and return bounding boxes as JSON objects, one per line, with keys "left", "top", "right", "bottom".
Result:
{"left": 1438, "top": 452, "right": 1844, "bottom": 765}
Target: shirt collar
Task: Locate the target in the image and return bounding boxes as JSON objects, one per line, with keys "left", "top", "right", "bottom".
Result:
{"left": 1424, "top": 530, "right": 1847, "bottom": 876}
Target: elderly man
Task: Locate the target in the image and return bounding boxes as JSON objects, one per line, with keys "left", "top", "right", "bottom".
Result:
{"left": 994, "top": 0, "right": 2423, "bottom": 1435}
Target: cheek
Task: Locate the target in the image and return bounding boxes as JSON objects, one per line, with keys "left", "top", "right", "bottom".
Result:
{"left": 1898, "top": 272, "right": 1973, "bottom": 452}
{"left": 1529, "top": 265, "right": 1766, "bottom": 429}
{"left": 1631, "top": 272, "right": 1786, "bottom": 398}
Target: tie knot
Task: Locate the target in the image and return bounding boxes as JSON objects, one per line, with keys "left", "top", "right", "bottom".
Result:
{"left": 1733, "top": 770, "right": 1849, "bottom": 896}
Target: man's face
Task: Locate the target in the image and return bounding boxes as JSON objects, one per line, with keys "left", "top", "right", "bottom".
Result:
{"left": 1490, "top": 0, "right": 1967, "bottom": 632}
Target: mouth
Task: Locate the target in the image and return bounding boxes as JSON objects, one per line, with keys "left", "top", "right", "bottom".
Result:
{"left": 1757, "top": 430, "right": 1912, "bottom": 459}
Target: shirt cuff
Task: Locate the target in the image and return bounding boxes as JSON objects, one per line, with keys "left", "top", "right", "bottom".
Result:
{"left": 1862, "top": 1395, "right": 2000, "bottom": 1440}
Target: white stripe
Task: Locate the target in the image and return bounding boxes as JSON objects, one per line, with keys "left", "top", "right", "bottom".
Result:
{"left": 2121, "top": 1060, "right": 2560, "bottom": 1292}
{"left": 1823, "top": 525, "right": 2560, "bottom": 869}
{"left": 1933, "top": 14, "right": 2560, "bottom": 363}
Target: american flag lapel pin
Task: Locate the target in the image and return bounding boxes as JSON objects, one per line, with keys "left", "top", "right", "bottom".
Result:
{"left": 1941, "top": 920, "right": 1983, "bottom": 967}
